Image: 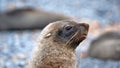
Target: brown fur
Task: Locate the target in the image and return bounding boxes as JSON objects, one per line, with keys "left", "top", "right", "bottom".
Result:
{"left": 28, "top": 20, "right": 89, "bottom": 68}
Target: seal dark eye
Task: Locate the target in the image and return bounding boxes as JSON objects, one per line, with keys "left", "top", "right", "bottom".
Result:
{"left": 64, "top": 25, "right": 73, "bottom": 31}
{"left": 57, "top": 25, "right": 77, "bottom": 41}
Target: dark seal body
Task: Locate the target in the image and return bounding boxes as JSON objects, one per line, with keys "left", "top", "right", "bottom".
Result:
{"left": 28, "top": 20, "right": 89, "bottom": 68}
{"left": 0, "top": 8, "right": 70, "bottom": 30}
{"left": 88, "top": 31, "right": 120, "bottom": 60}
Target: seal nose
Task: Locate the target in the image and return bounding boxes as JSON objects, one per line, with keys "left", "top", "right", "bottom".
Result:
{"left": 79, "top": 23, "right": 89, "bottom": 30}
{"left": 83, "top": 23, "right": 89, "bottom": 30}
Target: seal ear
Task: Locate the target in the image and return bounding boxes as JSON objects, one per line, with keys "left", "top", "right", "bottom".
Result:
{"left": 44, "top": 33, "right": 52, "bottom": 38}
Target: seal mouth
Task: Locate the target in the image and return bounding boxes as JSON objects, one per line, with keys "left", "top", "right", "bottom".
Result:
{"left": 81, "top": 33, "right": 87, "bottom": 38}
{"left": 66, "top": 30, "right": 87, "bottom": 47}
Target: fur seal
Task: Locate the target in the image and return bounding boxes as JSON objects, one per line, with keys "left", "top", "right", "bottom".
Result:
{"left": 0, "top": 8, "right": 70, "bottom": 30}
{"left": 88, "top": 31, "right": 120, "bottom": 60}
{"left": 28, "top": 20, "right": 89, "bottom": 68}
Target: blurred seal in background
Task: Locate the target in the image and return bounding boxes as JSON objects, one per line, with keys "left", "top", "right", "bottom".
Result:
{"left": 88, "top": 31, "right": 120, "bottom": 60}
{"left": 0, "top": 7, "right": 71, "bottom": 30}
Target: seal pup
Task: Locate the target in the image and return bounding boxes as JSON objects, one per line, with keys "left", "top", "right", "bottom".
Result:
{"left": 28, "top": 20, "right": 89, "bottom": 68}
{"left": 88, "top": 31, "right": 120, "bottom": 60}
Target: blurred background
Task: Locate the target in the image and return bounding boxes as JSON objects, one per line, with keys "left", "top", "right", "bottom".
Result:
{"left": 0, "top": 0, "right": 120, "bottom": 68}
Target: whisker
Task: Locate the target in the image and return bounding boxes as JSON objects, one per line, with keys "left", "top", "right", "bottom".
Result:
{"left": 66, "top": 31, "right": 79, "bottom": 45}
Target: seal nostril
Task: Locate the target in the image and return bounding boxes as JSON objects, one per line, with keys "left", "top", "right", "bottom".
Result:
{"left": 80, "top": 23, "right": 89, "bottom": 30}
{"left": 79, "top": 23, "right": 89, "bottom": 30}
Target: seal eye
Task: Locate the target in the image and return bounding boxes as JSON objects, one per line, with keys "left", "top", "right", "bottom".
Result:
{"left": 57, "top": 24, "right": 77, "bottom": 40}
{"left": 64, "top": 25, "right": 73, "bottom": 31}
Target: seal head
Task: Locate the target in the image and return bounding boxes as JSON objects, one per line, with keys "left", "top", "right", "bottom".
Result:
{"left": 40, "top": 20, "right": 89, "bottom": 50}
